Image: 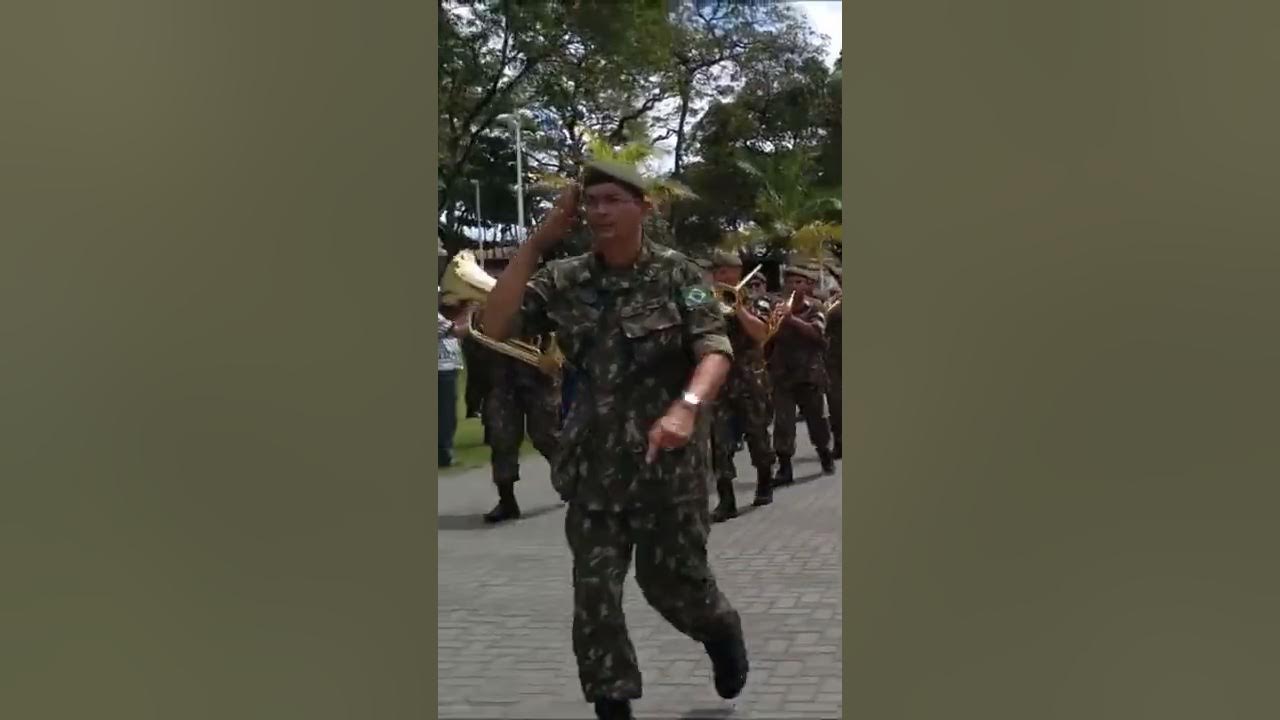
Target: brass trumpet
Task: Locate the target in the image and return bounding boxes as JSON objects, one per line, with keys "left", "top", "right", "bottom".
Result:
{"left": 764, "top": 291, "right": 796, "bottom": 343}
{"left": 713, "top": 265, "right": 764, "bottom": 315}
{"left": 440, "top": 250, "right": 564, "bottom": 376}
{"left": 824, "top": 294, "right": 842, "bottom": 316}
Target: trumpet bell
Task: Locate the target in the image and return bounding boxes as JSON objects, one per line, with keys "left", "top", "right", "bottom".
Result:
{"left": 713, "top": 282, "right": 743, "bottom": 314}
{"left": 764, "top": 291, "right": 796, "bottom": 343}
{"left": 440, "top": 250, "right": 496, "bottom": 306}
{"left": 438, "top": 249, "right": 562, "bottom": 376}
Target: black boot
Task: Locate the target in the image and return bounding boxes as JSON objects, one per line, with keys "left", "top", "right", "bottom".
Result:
{"left": 593, "top": 698, "right": 634, "bottom": 720}
{"left": 482, "top": 479, "right": 521, "bottom": 523}
{"left": 752, "top": 466, "right": 773, "bottom": 506}
{"left": 711, "top": 479, "right": 738, "bottom": 523}
{"left": 704, "top": 619, "right": 749, "bottom": 699}
{"left": 818, "top": 447, "right": 836, "bottom": 475}
{"left": 832, "top": 439, "right": 842, "bottom": 460}
{"left": 773, "top": 455, "right": 794, "bottom": 486}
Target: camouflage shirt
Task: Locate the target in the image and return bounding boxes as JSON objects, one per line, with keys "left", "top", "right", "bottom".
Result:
{"left": 765, "top": 294, "right": 828, "bottom": 386}
{"left": 512, "top": 240, "right": 733, "bottom": 510}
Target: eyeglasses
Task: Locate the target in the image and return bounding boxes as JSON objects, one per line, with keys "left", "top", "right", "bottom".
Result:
{"left": 582, "top": 194, "right": 639, "bottom": 211}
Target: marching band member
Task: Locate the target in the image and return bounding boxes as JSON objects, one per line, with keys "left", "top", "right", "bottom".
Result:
{"left": 765, "top": 262, "right": 836, "bottom": 486}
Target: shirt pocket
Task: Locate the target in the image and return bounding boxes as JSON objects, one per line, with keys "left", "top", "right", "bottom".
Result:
{"left": 619, "top": 299, "right": 684, "bottom": 369}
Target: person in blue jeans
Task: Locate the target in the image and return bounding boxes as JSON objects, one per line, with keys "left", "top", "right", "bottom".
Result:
{"left": 438, "top": 298, "right": 465, "bottom": 467}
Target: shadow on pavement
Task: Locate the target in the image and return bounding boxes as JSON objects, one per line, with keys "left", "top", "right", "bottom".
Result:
{"left": 676, "top": 707, "right": 735, "bottom": 719}
{"left": 790, "top": 468, "right": 832, "bottom": 486}
{"left": 437, "top": 502, "right": 566, "bottom": 531}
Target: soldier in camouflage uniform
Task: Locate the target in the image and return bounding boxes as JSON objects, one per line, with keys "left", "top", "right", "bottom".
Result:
{"left": 479, "top": 160, "right": 749, "bottom": 720}
{"left": 744, "top": 270, "right": 774, "bottom": 423}
{"left": 706, "top": 250, "right": 775, "bottom": 521}
{"left": 824, "top": 266, "right": 843, "bottom": 459}
{"left": 765, "top": 263, "right": 837, "bottom": 485}
{"left": 454, "top": 319, "right": 562, "bottom": 522}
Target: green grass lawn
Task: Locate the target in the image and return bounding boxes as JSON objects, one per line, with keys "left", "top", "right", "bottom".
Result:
{"left": 441, "top": 367, "right": 534, "bottom": 475}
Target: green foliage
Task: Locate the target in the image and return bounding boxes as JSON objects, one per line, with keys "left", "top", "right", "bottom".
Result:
{"left": 437, "top": 0, "right": 843, "bottom": 260}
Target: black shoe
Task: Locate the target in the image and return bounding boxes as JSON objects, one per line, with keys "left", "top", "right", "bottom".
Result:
{"left": 711, "top": 480, "right": 738, "bottom": 522}
{"left": 482, "top": 481, "right": 521, "bottom": 523}
{"left": 773, "top": 455, "right": 794, "bottom": 486}
{"left": 711, "top": 499, "right": 738, "bottom": 523}
{"left": 832, "top": 441, "right": 842, "bottom": 460}
{"left": 818, "top": 448, "right": 835, "bottom": 475}
{"left": 752, "top": 467, "right": 773, "bottom": 506}
{"left": 705, "top": 624, "right": 749, "bottom": 699}
{"left": 593, "top": 698, "right": 634, "bottom": 720}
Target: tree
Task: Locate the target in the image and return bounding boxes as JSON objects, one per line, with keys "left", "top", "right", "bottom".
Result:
{"left": 728, "top": 149, "right": 842, "bottom": 264}
{"left": 659, "top": 1, "right": 818, "bottom": 176}
{"left": 437, "top": 1, "right": 571, "bottom": 238}
{"left": 436, "top": 0, "right": 840, "bottom": 257}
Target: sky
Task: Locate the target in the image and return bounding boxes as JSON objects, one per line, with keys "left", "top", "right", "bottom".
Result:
{"left": 794, "top": 1, "right": 843, "bottom": 68}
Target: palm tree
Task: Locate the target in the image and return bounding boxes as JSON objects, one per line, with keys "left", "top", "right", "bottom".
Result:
{"left": 725, "top": 149, "right": 842, "bottom": 263}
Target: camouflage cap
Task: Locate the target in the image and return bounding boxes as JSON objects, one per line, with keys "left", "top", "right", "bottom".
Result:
{"left": 710, "top": 249, "right": 743, "bottom": 268}
{"left": 581, "top": 159, "right": 650, "bottom": 199}
{"left": 693, "top": 256, "right": 715, "bottom": 270}
{"left": 783, "top": 261, "right": 823, "bottom": 281}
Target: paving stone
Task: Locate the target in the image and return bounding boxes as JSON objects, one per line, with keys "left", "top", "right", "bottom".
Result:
{"left": 438, "top": 433, "right": 842, "bottom": 718}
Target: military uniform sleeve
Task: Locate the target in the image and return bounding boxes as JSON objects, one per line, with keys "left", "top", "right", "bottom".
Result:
{"left": 674, "top": 264, "right": 734, "bottom": 361}
{"left": 505, "top": 264, "right": 556, "bottom": 339}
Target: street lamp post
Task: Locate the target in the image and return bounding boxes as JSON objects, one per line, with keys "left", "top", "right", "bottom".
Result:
{"left": 472, "top": 179, "right": 483, "bottom": 252}
{"left": 496, "top": 113, "right": 525, "bottom": 243}
{"left": 514, "top": 122, "right": 524, "bottom": 242}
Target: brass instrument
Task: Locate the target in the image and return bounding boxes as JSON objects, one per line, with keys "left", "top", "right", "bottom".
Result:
{"left": 440, "top": 250, "right": 564, "bottom": 376}
{"left": 824, "top": 294, "right": 842, "bottom": 316}
{"left": 714, "top": 265, "right": 763, "bottom": 315}
{"left": 764, "top": 291, "right": 796, "bottom": 344}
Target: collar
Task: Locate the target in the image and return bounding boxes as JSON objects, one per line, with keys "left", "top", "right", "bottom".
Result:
{"left": 585, "top": 238, "right": 659, "bottom": 287}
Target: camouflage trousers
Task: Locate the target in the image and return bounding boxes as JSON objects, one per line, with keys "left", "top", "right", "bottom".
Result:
{"left": 565, "top": 501, "right": 743, "bottom": 702}
{"left": 826, "top": 362, "right": 842, "bottom": 447}
{"left": 484, "top": 377, "right": 560, "bottom": 484}
{"left": 711, "top": 367, "right": 774, "bottom": 479}
{"left": 771, "top": 380, "right": 832, "bottom": 456}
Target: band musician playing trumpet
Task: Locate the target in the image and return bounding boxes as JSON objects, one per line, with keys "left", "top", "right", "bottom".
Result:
{"left": 764, "top": 262, "right": 837, "bottom": 486}
{"left": 704, "top": 250, "right": 777, "bottom": 521}
{"left": 443, "top": 252, "right": 562, "bottom": 523}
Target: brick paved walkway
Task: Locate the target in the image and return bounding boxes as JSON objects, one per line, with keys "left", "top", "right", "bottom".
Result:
{"left": 437, "top": 434, "right": 843, "bottom": 719}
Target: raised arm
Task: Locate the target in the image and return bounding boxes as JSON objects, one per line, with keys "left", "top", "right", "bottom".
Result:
{"left": 480, "top": 185, "right": 579, "bottom": 341}
{"left": 783, "top": 302, "right": 827, "bottom": 343}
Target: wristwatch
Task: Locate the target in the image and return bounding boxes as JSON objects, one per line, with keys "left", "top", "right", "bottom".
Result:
{"left": 679, "top": 391, "right": 702, "bottom": 411}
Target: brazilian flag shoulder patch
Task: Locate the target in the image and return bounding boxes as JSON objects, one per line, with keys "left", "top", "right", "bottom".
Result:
{"left": 681, "top": 285, "right": 712, "bottom": 308}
